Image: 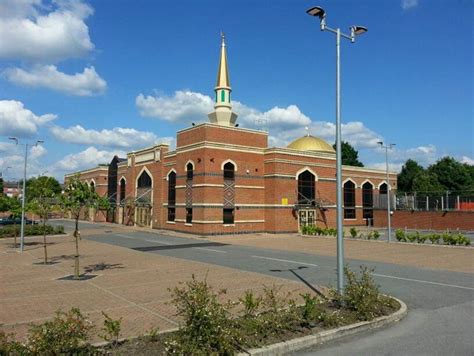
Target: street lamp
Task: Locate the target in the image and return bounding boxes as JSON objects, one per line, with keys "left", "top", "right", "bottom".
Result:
{"left": 306, "top": 6, "right": 367, "bottom": 294}
{"left": 377, "top": 141, "right": 395, "bottom": 242}
{"left": 8, "top": 137, "right": 44, "bottom": 252}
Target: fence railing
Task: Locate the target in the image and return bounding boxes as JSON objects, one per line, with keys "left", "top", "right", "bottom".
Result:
{"left": 395, "top": 191, "right": 474, "bottom": 211}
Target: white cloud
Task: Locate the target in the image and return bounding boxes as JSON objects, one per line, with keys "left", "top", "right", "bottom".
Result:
{"left": 52, "top": 146, "right": 127, "bottom": 173}
{"left": 0, "top": 0, "right": 94, "bottom": 62}
{"left": 460, "top": 156, "right": 474, "bottom": 165}
{"left": 0, "top": 100, "right": 56, "bottom": 137}
{"left": 4, "top": 65, "right": 106, "bottom": 96}
{"left": 368, "top": 144, "right": 438, "bottom": 172}
{"left": 50, "top": 125, "right": 174, "bottom": 149}
{"left": 136, "top": 91, "right": 213, "bottom": 122}
{"left": 29, "top": 144, "right": 47, "bottom": 160}
{"left": 401, "top": 0, "right": 418, "bottom": 10}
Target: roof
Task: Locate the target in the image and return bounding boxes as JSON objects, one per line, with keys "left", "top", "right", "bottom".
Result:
{"left": 287, "top": 135, "right": 335, "bottom": 153}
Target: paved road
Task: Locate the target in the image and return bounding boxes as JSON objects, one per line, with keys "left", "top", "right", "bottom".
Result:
{"left": 52, "top": 220, "right": 474, "bottom": 355}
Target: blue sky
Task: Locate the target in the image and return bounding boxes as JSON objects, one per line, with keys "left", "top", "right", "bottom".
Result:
{"left": 0, "top": 0, "right": 472, "bottom": 180}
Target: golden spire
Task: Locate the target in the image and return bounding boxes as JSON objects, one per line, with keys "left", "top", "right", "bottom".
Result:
{"left": 216, "top": 31, "right": 230, "bottom": 89}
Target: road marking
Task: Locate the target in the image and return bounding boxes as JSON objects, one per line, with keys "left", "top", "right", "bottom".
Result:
{"left": 373, "top": 273, "right": 474, "bottom": 291}
{"left": 144, "top": 238, "right": 173, "bottom": 245}
{"left": 196, "top": 247, "right": 227, "bottom": 253}
{"left": 251, "top": 255, "right": 318, "bottom": 267}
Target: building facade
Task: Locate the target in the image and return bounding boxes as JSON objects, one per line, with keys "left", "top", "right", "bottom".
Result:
{"left": 65, "top": 35, "right": 397, "bottom": 234}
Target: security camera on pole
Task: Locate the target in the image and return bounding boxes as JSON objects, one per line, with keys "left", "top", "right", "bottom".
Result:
{"left": 306, "top": 6, "right": 367, "bottom": 294}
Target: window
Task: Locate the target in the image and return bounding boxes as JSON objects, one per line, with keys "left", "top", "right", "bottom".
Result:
{"left": 297, "top": 170, "right": 315, "bottom": 205}
{"left": 167, "top": 171, "right": 176, "bottom": 222}
{"left": 344, "top": 180, "right": 356, "bottom": 219}
{"left": 362, "top": 182, "right": 373, "bottom": 219}
{"left": 223, "top": 208, "right": 234, "bottom": 224}
{"left": 137, "top": 171, "right": 152, "bottom": 188}
{"left": 119, "top": 178, "right": 126, "bottom": 203}
{"left": 90, "top": 181, "right": 95, "bottom": 192}
{"left": 379, "top": 183, "right": 388, "bottom": 195}
{"left": 223, "top": 162, "right": 235, "bottom": 180}
{"left": 186, "top": 162, "right": 194, "bottom": 180}
{"left": 186, "top": 208, "right": 193, "bottom": 224}
{"left": 221, "top": 90, "right": 225, "bottom": 102}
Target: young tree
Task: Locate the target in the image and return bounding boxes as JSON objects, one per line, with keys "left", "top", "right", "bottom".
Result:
{"left": 397, "top": 159, "right": 424, "bottom": 192}
{"left": 27, "top": 176, "right": 62, "bottom": 201}
{"left": 333, "top": 141, "right": 364, "bottom": 167}
{"left": 60, "top": 176, "right": 109, "bottom": 279}
{"left": 0, "top": 196, "right": 22, "bottom": 248}
{"left": 27, "top": 177, "right": 59, "bottom": 264}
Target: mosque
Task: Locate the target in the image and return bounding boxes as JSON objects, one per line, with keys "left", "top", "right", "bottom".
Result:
{"left": 65, "top": 35, "right": 397, "bottom": 235}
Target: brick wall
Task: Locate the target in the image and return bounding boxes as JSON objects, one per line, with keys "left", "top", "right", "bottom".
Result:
{"left": 373, "top": 209, "right": 474, "bottom": 231}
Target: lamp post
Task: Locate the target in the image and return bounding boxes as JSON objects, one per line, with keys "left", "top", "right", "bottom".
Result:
{"left": 8, "top": 137, "right": 44, "bottom": 252}
{"left": 306, "top": 6, "right": 367, "bottom": 294}
{"left": 377, "top": 141, "right": 395, "bottom": 242}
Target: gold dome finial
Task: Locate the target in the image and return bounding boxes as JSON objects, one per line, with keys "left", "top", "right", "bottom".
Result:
{"left": 221, "top": 31, "right": 225, "bottom": 46}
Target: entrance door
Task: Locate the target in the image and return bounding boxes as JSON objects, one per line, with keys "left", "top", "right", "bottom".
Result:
{"left": 298, "top": 209, "right": 316, "bottom": 232}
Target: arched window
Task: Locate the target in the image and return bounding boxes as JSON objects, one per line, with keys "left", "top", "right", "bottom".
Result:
{"left": 379, "top": 183, "right": 388, "bottom": 195}
{"left": 137, "top": 171, "right": 152, "bottom": 188}
{"left": 223, "top": 162, "right": 235, "bottom": 224}
{"left": 297, "top": 170, "right": 315, "bottom": 205}
{"left": 362, "top": 182, "right": 373, "bottom": 220}
{"left": 186, "top": 163, "right": 193, "bottom": 223}
{"left": 186, "top": 162, "right": 194, "bottom": 180}
{"left": 90, "top": 181, "right": 95, "bottom": 192}
{"left": 344, "top": 180, "right": 356, "bottom": 219}
{"left": 120, "top": 178, "right": 126, "bottom": 203}
{"left": 223, "top": 162, "right": 235, "bottom": 180}
{"left": 168, "top": 171, "right": 176, "bottom": 222}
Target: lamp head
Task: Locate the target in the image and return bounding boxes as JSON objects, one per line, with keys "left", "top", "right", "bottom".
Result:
{"left": 350, "top": 25, "right": 368, "bottom": 43}
{"left": 306, "top": 6, "right": 326, "bottom": 30}
{"left": 377, "top": 141, "right": 383, "bottom": 146}
{"left": 9, "top": 137, "right": 18, "bottom": 144}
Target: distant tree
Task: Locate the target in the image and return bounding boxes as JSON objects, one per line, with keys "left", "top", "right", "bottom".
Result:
{"left": 60, "top": 176, "right": 109, "bottom": 279}
{"left": 0, "top": 196, "right": 22, "bottom": 248}
{"left": 27, "top": 178, "right": 59, "bottom": 264}
{"left": 428, "top": 157, "right": 473, "bottom": 193}
{"left": 0, "top": 177, "right": 4, "bottom": 196}
{"left": 397, "top": 159, "right": 425, "bottom": 192}
{"left": 27, "top": 176, "right": 61, "bottom": 202}
{"left": 412, "top": 171, "right": 444, "bottom": 194}
{"left": 333, "top": 141, "right": 364, "bottom": 167}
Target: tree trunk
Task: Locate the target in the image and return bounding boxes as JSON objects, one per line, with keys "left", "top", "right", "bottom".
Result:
{"left": 74, "top": 216, "right": 80, "bottom": 279}
{"left": 42, "top": 218, "right": 48, "bottom": 264}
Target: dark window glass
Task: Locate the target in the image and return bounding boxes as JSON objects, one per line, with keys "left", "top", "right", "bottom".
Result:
{"left": 362, "top": 182, "right": 373, "bottom": 219}
{"left": 186, "top": 208, "right": 193, "bottom": 223}
{"left": 344, "top": 180, "right": 356, "bottom": 219}
{"left": 297, "top": 170, "right": 315, "bottom": 205}
{"left": 223, "top": 208, "right": 234, "bottom": 224}
{"left": 223, "top": 162, "right": 235, "bottom": 180}
{"left": 90, "top": 181, "right": 95, "bottom": 192}
{"left": 168, "top": 208, "right": 175, "bottom": 222}
{"left": 137, "top": 171, "right": 152, "bottom": 188}
{"left": 379, "top": 183, "right": 388, "bottom": 195}
{"left": 120, "top": 179, "right": 126, "bottom": 202}
{"left": 186, "top": 163, "right": 193, "bottom": 180}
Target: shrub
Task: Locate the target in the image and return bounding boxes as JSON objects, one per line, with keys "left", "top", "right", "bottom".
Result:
{"left": 457, "top": 234, "right": 471, "bottom": 246}
{"left": 395, "top": 229, "right": 406, "bottom": 242}
{"left": 299, "top": 293, "right": 323, "bottom": 327}
{"left": 165, "top": 275, "right": 237, "bottom": 355}
{"left": 334, "top": 266, "right": 396, "bottom": 322}
{"left": 406, "top": 232, "right": 418, "bottom": 243}
{"left": 372, "top": 230, "right": 380, "bottom": 240}
{"left": 239, "top": 290, "right": 262, "bottom": 318}
{"left": 0, "top": 331, "right": 28, "bottom": 355}
{"left": 349, "top": 227, "right": 358, "bottom": 238}
{"left": 428, "top": 233, "right": 440, "bottom": 244}
{"left": 416, "top": 233, "right": 428, "bottom": 244}
{"left": 100, "top": 312, "right": 122, "bottom": 346}
{"left": 26, "top": 308, "right": 93, "bottom": 355}
{"left": 442, "top": 233, "right": 456, "bottom": 245}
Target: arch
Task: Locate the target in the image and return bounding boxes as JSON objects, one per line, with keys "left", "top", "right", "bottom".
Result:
{"left": 362, "top": 181, "right": 374, "bottom": 220}
{"left": 223, "top": 161, "right": 235, "bottom": 180}
{"left": 167, "top": 170, "right": 177, "bottom": 222}
{"left": 343, "top": 180, "right": 356, "bottom": 219}
{"left": 119, "top": 177, "right": 126, "bottom": 202}
{"left": 166, "top": 168, "right": 177, "bottom": 180}
{"left": 295, "top": 167, "right": 318, "bottom": 181}
{"left": 186, "top": 161, "right": 194, "bottom": 180}
{"left": 361, "top": 179, "right": 374, "bottom": 188}
{"left": 297, "top": 169, "right": 316, "bottom": 205}
{"left": 184, "top": 160, "right": 195, "bottom": 171}
{"left": 342, "top": 177, "right": 357, "bottom": 188}
{"left": 221, "top": 159, "right": 238, "bottom": 171}
{"left": 377, "top": 181, "right": 388, "bottom": 190}
{"left": 136, "top": 166, "right": 153, "bottom": 189}
{"left": 89, "top": 179, "right": 96, "bottom": 192}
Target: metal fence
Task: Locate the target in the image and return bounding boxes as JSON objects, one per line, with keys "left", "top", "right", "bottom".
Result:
{"left": 395, "top": 191, "right": 474, "bottom": 211}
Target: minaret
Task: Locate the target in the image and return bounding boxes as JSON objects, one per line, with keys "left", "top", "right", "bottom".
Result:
{"left": 208, "top": 32, "right": 238, "bottom": 127}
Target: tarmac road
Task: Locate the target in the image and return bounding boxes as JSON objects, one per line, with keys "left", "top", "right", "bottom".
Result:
{"left": 52, "top": 220, "right": 474, "bottom": 355}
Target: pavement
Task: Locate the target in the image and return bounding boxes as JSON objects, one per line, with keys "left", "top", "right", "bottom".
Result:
{"left": 7, "top": 219, "right": 474, "bottom": 355}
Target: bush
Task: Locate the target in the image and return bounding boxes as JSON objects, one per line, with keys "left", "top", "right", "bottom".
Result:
{"left": 0, "top": 331, "right": 28, "bottom": 355}
{"left": 334, "top": 266, "right": 396, "bottom": 321}
{"left": 0, "top": 224, "right": 65, "bottom": 238}
{"left": 406, "top": 232, "right": 418, "bottom": 243}
{"left": 395, "top": 229, "right": 406, "bottom": 242}
{"left": 442, "top": 233, "right": 456, "bottom": 245}
{"left": 456, "top": 234, "right": 471, "bottom": 246}
{"left": 299, "top": 293, "right": 323, "bottom": 327}
{"left": 100, "top": 312, "right": 122, "bottom": 346}
{"left": 349, "top": 227, "right": 358, "bottom": 238}
{"left": 165, "top": 275, "right": 238, "bottom": 355}
{"left": 372, "top": 230, "right": 380, "bottom": 240}
{"left": 428, "top": 233, "right": 440, "bottom": 244}
{"left": 416, "top": 233, "right": 428, "bottom": 244}
{"left": 26, "top": 308, "right": 94, "bottom": 355}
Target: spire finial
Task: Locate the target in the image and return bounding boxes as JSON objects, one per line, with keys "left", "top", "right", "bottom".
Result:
{"left": 221, "top": 31, "right": 225, "bottom": 46}
{"left": 305, "top": 126, "right": 310, "bottom": 136}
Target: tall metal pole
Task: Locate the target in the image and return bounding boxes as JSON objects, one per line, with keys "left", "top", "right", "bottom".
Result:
{"left": 384, "top": 145, "right": 392, "bottom": 242}
{"left": 335, "top": 28, "right": 344, "bottom": 294}
{"left": 20, "top": 144, "right": 28, "bottom": 252}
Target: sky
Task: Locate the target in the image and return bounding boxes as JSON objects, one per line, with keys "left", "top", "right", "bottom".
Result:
{"left": 0, "top": 0, "right": 472, "bottom": 181}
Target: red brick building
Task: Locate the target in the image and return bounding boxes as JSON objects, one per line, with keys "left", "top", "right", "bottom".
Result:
{"left": 65, "top": 35, "right": 396, "bottom": 234}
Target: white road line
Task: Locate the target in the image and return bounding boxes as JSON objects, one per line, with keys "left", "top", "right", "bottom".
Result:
{"left": 373, "top": 273, "right": 474, "bottom": 291}
{"left": 144, "top": 239, "right": 173, "bottom": 245}
{"left": 251, "top": 255, "right": 318, "bottom": 267}
{"left": 196, "top": 247, "right": 227, "bottom": 253}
